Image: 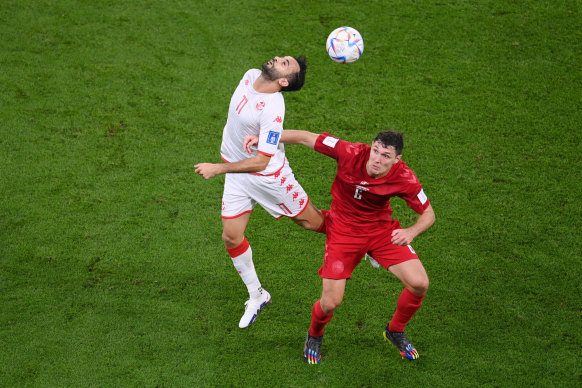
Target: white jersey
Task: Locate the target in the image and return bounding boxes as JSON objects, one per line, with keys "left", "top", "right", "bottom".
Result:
{"left": 220, "top": 69, "right": 286, "bottom": 176}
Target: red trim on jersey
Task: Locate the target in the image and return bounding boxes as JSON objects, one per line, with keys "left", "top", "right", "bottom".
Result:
{"left": 226, "top": 237, "right": 250, "bottom": 258}
{"left": 258, "top": 150, "right": 274, "bottom": 157}
{"left": 221, "top": 210, "right": 253, "bottom": 219}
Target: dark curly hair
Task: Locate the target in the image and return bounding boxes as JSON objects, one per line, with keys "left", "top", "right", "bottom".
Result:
{"left": 374, "top": 131, "right": 404, "bottom": 155}
{"left": 281, "top": 55, "right": 307, "bottom": 92}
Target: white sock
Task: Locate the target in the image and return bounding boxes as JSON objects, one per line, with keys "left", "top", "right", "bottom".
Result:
{"left": 230, "top": 243, "right": 262, "bottom": 299}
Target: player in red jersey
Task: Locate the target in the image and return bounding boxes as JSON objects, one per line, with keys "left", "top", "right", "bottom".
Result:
{"left": 245, "top": 129, "right": 435, "bottom": 363}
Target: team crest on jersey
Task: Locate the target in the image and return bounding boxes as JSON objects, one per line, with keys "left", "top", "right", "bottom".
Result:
{"left": 266, "top": 131, "right": 280, "bottom": 145}
{"left": 256, "top": 101, "right": 265, "bottom": 111}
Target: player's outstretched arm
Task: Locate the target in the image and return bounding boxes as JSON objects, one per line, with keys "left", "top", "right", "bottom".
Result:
{"left": 243, "top": 130, "right": 319, "bottom": 154}
{"left": 194, "top": 153, "right": 271, "bottom": 179}
{"left": 280, "top": 130, "right": 318, "bottom": 149}
{"left": 391, "top": 204, "right": 435, "bottom": 246}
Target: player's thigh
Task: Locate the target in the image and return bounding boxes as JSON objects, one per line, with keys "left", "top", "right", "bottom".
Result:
{"left": 222, "top": 173, "right": 256, "bottom": 219}
{"left": 251, "top": 167, "right": 310, "bottom": 219}
{"left": 291, "top": 201, "right": 323, "bottom": 231}
{"left": 388, "top": 259, "right": 429, "bottom": 295}
{"left": 319, "top": 230, "right": 367, "bottom": 279}
{"left": 221, "top": 212, "right": 251, "bottom": 248}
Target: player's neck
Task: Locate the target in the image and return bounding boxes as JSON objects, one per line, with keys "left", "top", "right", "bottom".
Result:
{"left": 253, "top": 76, "right": 281, "bottom": 94}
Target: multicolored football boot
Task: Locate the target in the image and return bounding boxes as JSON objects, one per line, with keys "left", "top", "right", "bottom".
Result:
{"left": 303, "top": 333, "right": 323, "bottom": 365}
{"left": 383, "top": 329, "right": 420, "bottom": 360}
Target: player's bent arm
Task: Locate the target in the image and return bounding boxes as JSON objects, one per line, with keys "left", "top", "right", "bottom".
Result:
{"left": 391, "top": 204, "right": 435, "bottom": 246}
{"left": 194, "top": 153, "right": 271, "bottom": 179}
{"left": 280, "top": 130, "right": 319, "bottom": 149}
{"left": 409, "top": 204, "right": 435, "bottom": 238}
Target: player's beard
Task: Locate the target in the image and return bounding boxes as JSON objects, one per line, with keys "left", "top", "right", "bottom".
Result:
{"left": 261, "top": 62, "right": 283, "bottom": 81}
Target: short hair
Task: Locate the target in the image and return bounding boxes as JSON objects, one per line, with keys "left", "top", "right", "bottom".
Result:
{"left": 281, "top": 55, "right": 307, "bottom": 92}
{"left": 373, "top": 131, "right": 404, "bottom": 155}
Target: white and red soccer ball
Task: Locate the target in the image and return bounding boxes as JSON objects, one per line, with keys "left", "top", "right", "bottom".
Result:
{"left": 326, "top": 26, "right": 364, "bottom": 64}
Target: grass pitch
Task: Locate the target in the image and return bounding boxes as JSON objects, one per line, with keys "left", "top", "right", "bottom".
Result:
{"left": 1, "top": 0, "right": 580, "bottom": 386}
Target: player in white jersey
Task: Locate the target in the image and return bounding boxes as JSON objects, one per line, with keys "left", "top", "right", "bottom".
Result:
{"left": 195, "top": 55, "right": 327, "bottom": 328}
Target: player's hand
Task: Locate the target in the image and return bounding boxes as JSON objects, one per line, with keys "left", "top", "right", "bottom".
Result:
{"left": 194, "top": 163, "right": 220, "bottom": 179}
{"left": 391, "top": 228, "right": 415, "bottom": 246}
{"left": 243, "top": 135, "right": 259, "bottom": 154}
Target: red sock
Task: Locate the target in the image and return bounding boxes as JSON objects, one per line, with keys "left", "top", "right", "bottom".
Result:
{"left": 225, "top": 237, "right": 250, "bottom": 258}
{"left": 388, "top": 288, "right": 424, "bottom": 332}
{"left": 316, "top": 209, "right": 330, "bottom": 234}
{"left": 308, "top": 300, "right": 334, "bottom": 337}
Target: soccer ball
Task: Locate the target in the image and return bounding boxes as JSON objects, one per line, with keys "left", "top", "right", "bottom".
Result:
{"left": 326, "top": 26, "right": 364, "bottom": 63}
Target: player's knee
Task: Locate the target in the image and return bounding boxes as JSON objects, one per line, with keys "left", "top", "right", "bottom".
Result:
{"left": 222, "top": 231, "right": 241, "bottom": 248}
{"left": 321, "top": 296, "right": 342, "bottom": 313}
{"left": 411, "top": 276, "right": 429, "bottom": 295}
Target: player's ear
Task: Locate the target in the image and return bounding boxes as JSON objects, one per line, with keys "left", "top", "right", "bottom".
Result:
{"left": 278, "top": 78, "right": 290, "bottom": 88}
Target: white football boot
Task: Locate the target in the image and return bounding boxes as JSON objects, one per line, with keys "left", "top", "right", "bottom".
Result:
{"left": 238, "top": 289, "right": 272, "bottom": 328}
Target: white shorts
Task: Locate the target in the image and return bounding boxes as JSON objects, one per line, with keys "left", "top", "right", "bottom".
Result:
{"left": 222, "top": 163, "right": 310, "bottom": 219}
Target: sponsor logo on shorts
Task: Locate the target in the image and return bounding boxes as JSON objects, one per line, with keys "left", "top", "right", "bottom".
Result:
{"left": 267, "top": 131, "right": 280, "bottom": 145}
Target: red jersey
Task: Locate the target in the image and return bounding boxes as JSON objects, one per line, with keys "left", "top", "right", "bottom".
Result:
{"left": 314, "top": 132, "right": 430, "bottom": 229}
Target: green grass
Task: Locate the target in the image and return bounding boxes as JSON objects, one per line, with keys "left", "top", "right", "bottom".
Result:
{"left": 1, "top": 0, "right": 580, "bottom": 386}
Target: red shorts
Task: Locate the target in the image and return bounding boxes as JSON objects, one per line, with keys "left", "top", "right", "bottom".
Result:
{"left": 318, "top": 220, "right": 419, "bottom": 279}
